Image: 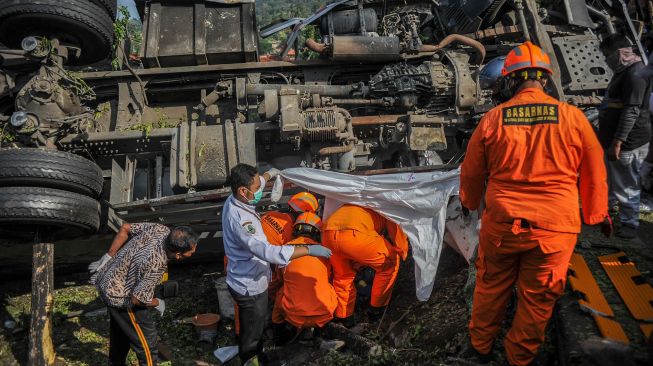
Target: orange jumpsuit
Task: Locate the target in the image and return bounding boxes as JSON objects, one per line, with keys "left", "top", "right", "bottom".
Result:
{"left": 322, "top": 205, "right": 408, "bottom": 318}
{"left": 261, "top": 211, "right": 294, "bottom": 299}
{"left": 461, "top": 87, "right": 608, "bottom": 365}
{"left": 271, "top": 236, "right": 337, "bottom": 328}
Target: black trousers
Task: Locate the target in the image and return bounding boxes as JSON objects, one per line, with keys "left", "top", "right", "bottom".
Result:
{"left": 108, "top": 306, "right": 158, "bottom": 366}
{"left": 229, "top": 286, "right": 268, "bottom": 363}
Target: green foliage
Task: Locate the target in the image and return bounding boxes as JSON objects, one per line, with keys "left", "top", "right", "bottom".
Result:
{"left": 0, "top": 122, "right": 16, "bottom": 143}
{"left": 255, "top": 0, "right": 324, "bottom": 58}
{"left": 112, "top": 6, "right": 131, "bottom": 70}
{"left": 127, "top": 18, "right": 143, "bottom": 55}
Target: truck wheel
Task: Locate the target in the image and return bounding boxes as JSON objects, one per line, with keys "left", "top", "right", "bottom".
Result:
{"left": 90, "top": 0, "right": 117, "bottom": 20}
{"left": 0, "top": 187, "right": 100, "bottom": 239}
{"left": 0, "top": 0, "right": 114, "bottom": 65}
{"left": 0, "top": 148, "right": 104, "bottom": 197}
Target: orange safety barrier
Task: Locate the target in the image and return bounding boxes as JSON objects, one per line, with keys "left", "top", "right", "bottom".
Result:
{"left": 567, "top": 253, "right": 628, "bottom": 344}
{"left": 593, "top": 314, "right": 629, "bottom": 344}
{"left": 599, "top": 252, "right": 653, "bottom": 322}
{"left": 568, "top": 253, "right": 613, "bottom": 317}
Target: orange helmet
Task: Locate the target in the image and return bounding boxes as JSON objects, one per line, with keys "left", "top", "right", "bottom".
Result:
{"left": 288, "top": 192, "right": 319, "bottom": 213}
{"left": 502, "top": 41, "right": 553, "bottom": 77}
{"left": 294, "top": 212, "right": 322, "bottom": 231}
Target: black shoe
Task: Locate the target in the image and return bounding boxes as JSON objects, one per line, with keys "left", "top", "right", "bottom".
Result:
{"left": 616, "top": 224, "right": 638, "bottom": 239}
{"left": 333, "top": 316, "right": 355, "bottom": 328}
{"left": 366, "top": 305, "right": 387, "bottom": 321}
{"left": 459, "top": 339, "right": 494, "bottom": 364}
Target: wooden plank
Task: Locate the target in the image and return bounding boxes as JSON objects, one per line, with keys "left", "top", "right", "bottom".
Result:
{"left": 28, "top": 241, "right": 55, "bottom": 365}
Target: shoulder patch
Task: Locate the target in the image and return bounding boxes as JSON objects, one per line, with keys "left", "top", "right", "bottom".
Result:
{"left": 242, "top": 221, "right": 256, "bottom": 234}
{"left": 502, "top": 103, "right": 559, "bottom": 126}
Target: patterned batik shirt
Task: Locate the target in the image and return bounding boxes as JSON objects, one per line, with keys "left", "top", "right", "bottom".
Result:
{"left": 95, "top": 223, "right": 170, "bottom": 308}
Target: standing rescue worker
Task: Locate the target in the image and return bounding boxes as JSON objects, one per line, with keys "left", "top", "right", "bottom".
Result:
{"left": 460, "top": 42, "right": 611, "bottom": 365}
{"left": 598, "top": 34, "right": 651, "bottom": 239}
{"left": 222, "top": 163, "right": 332, "bottom": 365}
{"left": 271, "top": 212, "right": 337, "bottom": 331}
{"left": 322, "top": 204, "right": 408, "bottom": 324}
{"left": 89, "top": 223, "right": 198, "bottom": 366}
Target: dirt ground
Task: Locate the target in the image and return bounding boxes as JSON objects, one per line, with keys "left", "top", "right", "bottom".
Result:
{"left": 0, "top": 212, "right": 651, "bottom": 366}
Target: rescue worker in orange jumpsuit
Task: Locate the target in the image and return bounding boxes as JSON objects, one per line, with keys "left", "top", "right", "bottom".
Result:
{"left": 272, "top": 212, "right": 337, "bottom": 333}
{"left": 461, "top": 42, "right": 612, "bottom": 365}
{"left": 322, "top": 205, "right": 408, "bottom": 324}
{"left": 262, "top": 191, "right": 320, "bottom": 297}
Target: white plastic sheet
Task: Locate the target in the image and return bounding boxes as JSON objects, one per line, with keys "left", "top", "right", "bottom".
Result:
{"left": 280, "top": 167, "right": 461, "bottom": 301}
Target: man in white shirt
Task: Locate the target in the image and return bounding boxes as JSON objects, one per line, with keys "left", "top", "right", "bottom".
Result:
{"left": 222, "top": 163, "right": 332, "bottom": 365}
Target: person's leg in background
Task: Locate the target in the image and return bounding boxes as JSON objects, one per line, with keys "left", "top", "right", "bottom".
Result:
{"left": 229, "top": 287, "right": 268, "bottom": 363}
{"left": 503, "top": 231, "right": 576, "bottom": 366}
{"left": 368, "top": 237, "right": 400, "bottom": 311}
{"left": 607, "top": 143, "right": 648, "bottom": 237}
{"left": 108, "top": 308, "right": 131, "bottom": 366}
{"left": 107, "top": 306, "right": 158, "bottom": 366}
{"left": 329, "top": 253, "right": 357, "bottom": 319}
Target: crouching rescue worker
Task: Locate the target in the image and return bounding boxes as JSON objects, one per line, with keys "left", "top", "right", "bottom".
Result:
{"left": 222, "top": 163, "right": 332, "bottom": 365}
{"left": 460, "top": 42, "right": 611, "bottom": 365}
{"left": 263, "top": 191, "right": 320, "bottom": 297}
{"left": 272, "top": 212, "right": 337, "bottom": 335}
{"left": 262, "top": 192, "right": 320, "bottom": 246}
{"left": 89, "top": 223, "right": 198, "bottom": 366}
{"left": 322, "top": 204, "right": 408, "bottom": 324}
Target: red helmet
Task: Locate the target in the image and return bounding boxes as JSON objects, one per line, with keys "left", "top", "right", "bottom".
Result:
{"left": 288, "top": 192, "right": 318, "bottom": 213}
{"left": 294, "top": 212, "right": 322, "bottom": 231}
{"left": 502, "top": 41, "right": 553, "bottom": 77}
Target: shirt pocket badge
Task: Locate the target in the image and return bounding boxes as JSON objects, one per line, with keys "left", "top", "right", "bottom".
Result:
{"left": 242, "top": 221, "right": 256, "bottom": 234}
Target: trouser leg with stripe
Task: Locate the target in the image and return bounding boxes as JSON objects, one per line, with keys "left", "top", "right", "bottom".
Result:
{"left": 108, "top": 306, "right": 158, "bottom": 366}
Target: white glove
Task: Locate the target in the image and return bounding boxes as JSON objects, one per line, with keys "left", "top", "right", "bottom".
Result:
{"left": 154, "top": 298, "right": 165, "bottom": 316}
{"left": 641, "top": 161, "right": 653, "bottom": 190}
{"left": 88, "top": 253, "right": 112, "bottom": 274}
{"left": 266, "top": 168, "right": 281, "bottom": 179}
{"left": 270, "top": 176, "right": 283, "bottom": 203}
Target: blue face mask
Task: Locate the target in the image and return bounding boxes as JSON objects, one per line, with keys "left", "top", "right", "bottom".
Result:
{"left": 246, "top": 186, "right": 263, "bottom": 205}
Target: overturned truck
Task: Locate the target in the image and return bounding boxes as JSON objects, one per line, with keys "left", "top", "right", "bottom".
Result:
{"left": 0, "top": 0, "right": 641, "bottom": 239}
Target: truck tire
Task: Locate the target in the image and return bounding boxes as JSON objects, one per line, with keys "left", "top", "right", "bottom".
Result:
{"left": 0, "top": 148, "right": 104, "bottom": 197}
{"left": 90, "top": 0, "right": 117, "bottom": 19}
{"left": 0, "top": 187, "right": 100, "bottom": 238}
{"left": 0, "top": 0, "right": 114, "bottom": 65}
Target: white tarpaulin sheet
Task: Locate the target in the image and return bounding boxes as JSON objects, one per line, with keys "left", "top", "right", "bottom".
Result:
{"left": 280, "top": 167, "right": 461, "bottom": 301}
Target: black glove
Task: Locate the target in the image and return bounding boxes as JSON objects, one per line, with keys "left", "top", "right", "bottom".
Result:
{"left": 461, "top": 205, "right": 470, "bottom": 217}
{"left": 600, "top": 216, "right": 614, "bottom": 238}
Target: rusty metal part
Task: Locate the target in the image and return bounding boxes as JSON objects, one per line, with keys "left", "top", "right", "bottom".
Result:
{"left": 305, "top": 38, "right": 328, "bottom": 54}
{"left": 523, "top": 0, "right": 564, "bottom": 99}
{"left": 317, "top": 143, "right": 354, "bottom": 156}
{"left": 513, "top": 0, "right": 531, "bottom": 41}
{"left": 419, "top": 34, "right": 486, "bottom": 65}
{"left": 587, "top": 5, "right": 616, "bottom": 34}
{"left": 330, "top": 36, "right": 401, "bottom": 62}
{"left": 351, "top": 115, "right": 404, "bottom": 126}
{"left": 247, "top": 83, "right": 367, "bottom": 97}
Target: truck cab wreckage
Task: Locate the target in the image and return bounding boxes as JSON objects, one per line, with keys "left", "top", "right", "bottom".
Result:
{"left": 0, "top": 0, "right": 642, "bottom": 236}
